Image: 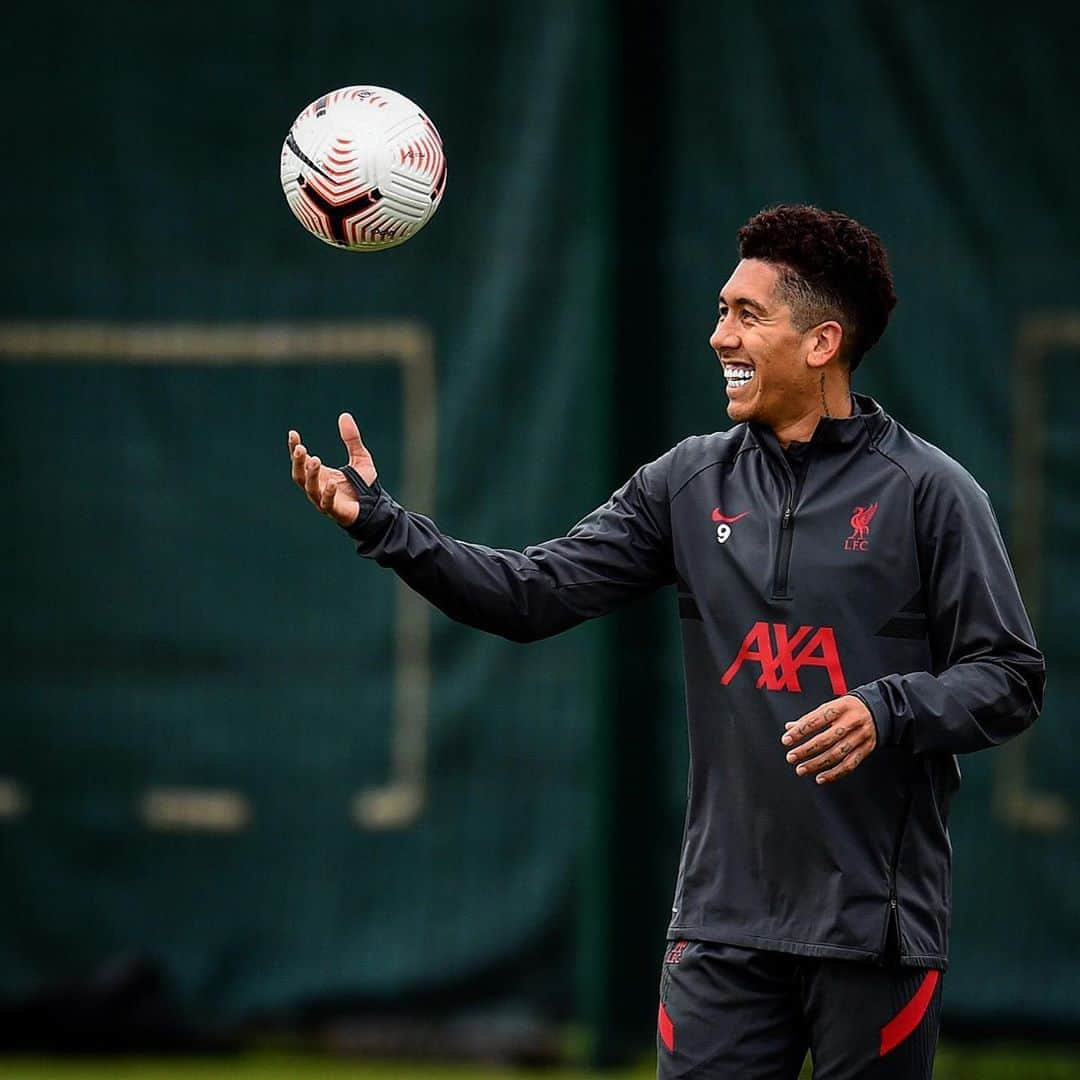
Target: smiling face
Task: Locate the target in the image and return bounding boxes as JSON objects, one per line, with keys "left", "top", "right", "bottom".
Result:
{"left": 710, "top": 258, "right": 836, "bottom": 431}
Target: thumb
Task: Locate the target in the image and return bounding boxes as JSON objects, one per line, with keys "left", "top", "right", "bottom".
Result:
{"left": 338, "top": 412, "right": 368, "bottom": 464}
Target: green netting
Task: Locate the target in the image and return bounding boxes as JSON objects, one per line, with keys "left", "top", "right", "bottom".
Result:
{"left": 2, "top": 0, "right": 1078, "bottom": 1046}
{"left": 0, "top": 0, "right": 611, "bottom": 1023}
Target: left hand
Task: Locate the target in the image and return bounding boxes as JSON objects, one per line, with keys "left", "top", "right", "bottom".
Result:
{"left": 781, "top": 695, "right": 878, "bottom": 785}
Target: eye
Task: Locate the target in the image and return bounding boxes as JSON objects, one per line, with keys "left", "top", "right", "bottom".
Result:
{"left": 741, "top": 310, "right": 757, "bottom": 324}
{"left": 717, "top": 305, "right": 729, "bottom": 320}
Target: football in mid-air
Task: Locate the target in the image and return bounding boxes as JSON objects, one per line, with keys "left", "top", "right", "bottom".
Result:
{"left": 280, "top": 85, "right": 446, "bottom": 251}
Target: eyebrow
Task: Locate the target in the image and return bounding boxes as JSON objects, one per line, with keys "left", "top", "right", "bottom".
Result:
{"left": 718, "top": 293, "right": 769, "bottom": 315}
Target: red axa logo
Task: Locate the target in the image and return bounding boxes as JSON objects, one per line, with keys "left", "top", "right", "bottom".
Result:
{"left": 844, "top": 502, "right": 879, "bottom": 552}
{"left": 721, "top": 622, "right": 848, "bottom": 694}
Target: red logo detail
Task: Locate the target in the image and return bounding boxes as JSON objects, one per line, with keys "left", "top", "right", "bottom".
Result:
{"left": 844, "top": 502, "right": 879, "bottom": 552}
{"left": 658, "top": 1002, "right": 675, "bottom": 1053}
{"left": 879, "top": 969, "right": 941, "bottom": 1057}
{"left": 721, "top": 622, "right": 848, "bottom": 695}
{"left": 665, "top": 940, "right": 689, "bottom": 965}
{"left": 712, "top": 508, "right": 750, "bottom": 524}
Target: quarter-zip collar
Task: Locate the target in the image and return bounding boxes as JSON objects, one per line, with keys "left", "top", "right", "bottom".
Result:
{"left": 739, "top": 394, "right": 889, "bottom": 601}
{"left": 745, "top": 392, "right": 887, "bottom": 455}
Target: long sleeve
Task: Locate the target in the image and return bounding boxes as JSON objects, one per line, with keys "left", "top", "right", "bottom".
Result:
{"left": 339, "top": 454, "right": 676, "bottom": 643}
{"left": 852, "top": 464, "right": 1045, "bottom": 755}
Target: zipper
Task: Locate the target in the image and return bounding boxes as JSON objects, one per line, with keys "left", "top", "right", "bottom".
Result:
{"left": 770, "top": 458, "right": 809, "bottom": 599}
{"left": 882, "top": 895, "right": 900, "bottom": 962}
{"left": 880, "top": 789, "right": 914, "bottom": 960}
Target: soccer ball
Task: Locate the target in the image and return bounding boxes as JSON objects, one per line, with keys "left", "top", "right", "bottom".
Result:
{"left": 280, "top": 86, "right": 447, "bottom": 251}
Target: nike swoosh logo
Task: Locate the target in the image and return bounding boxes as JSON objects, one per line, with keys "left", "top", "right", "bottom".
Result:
{"left": 712, "top": 508, "right": 750, "bottom": 524}
{"left": 285, "top": 132, "right": 332, "bottom": 180}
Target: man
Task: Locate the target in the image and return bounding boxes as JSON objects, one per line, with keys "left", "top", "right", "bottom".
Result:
{"left": 288, "top": 205, "right": 1044, "bottom": 1078}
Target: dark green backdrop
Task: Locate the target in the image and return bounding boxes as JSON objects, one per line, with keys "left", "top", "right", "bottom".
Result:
{"left": 0, "top": 0, "right": 612, "bottom": 1027}
{"left": 1, "top": 0, "right": 1077, "bottom": 1055}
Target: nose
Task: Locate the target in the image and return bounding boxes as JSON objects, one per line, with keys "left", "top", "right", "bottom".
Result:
{"left": 709, "top": 311, "right": 739, "bottom": 353}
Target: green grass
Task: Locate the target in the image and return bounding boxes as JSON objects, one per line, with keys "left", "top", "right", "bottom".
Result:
{"left": 0, "top": 1059, "right": 619, "bottom": 1080}
{"left": 1, "top": 1046, "right": 1079, "bottom": 1079}
{"left": 932, "top": 1042, "right": 1080, "bottom": 1079}
{"left": 0, "top": 1056, "right": 640, "bottom": 1080}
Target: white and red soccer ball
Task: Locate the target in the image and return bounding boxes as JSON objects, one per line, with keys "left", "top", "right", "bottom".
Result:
{"left": 280, "top": 86, "right": 447, "bottom": 251}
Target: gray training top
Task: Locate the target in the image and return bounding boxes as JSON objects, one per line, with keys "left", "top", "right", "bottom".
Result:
{"left": 341, "top": 394, "right": 1044, "bottom": 969}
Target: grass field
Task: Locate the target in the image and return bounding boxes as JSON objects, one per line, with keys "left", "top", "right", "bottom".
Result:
{"left": 3, "top": 1045, "right": 1080, "bottom": 1080}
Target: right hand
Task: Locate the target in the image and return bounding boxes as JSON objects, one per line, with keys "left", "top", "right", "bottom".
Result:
{"left": 288, "top": 412, "right": 378, "bottom": 528}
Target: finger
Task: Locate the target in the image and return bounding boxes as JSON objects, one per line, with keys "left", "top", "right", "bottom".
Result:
{"left": 781, "top": 703, "right": 840, "bottom": 746}
{"left": 288, "top": 430, "right": 300, "bottom": 453}
{"left": 795, "top": 732, "right": 873, "bottom": 778}
{"left": 784, "top": 721, "right": 850, "bottom": 765}
{"left": 339, "top": 412, "right": 368, "bottom": 464}
{"left": 292, "top": 443, "right": 308, "bottom": 486}
{"left": 320, "top": 478, "right": 337, "bottom": 515}
{"left": 304, "top": 455, "right": 322, "bottom": 504}
{"left": 814, "top": 743, "right": 872, "bottom": 785}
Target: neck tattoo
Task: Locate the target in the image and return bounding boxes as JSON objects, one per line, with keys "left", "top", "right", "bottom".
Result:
{"left": 820, "top": 373, "right": 831, "bottom": 418}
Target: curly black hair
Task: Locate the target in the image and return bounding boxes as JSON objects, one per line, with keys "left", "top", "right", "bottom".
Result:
{"left": 737, "top": 205, "right": 897, "bottom": 371}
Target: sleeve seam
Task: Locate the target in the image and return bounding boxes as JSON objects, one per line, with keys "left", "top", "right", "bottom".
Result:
{"left": 868, "top": 442, "right": 917, "bottom": 493}
{"left": 552, "top": 576, "right": 670, "bottom": 592}
{"left": 670, "top": 445, "right": 759, "bottom": 504}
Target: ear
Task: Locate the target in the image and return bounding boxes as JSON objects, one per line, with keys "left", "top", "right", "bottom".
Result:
{"left": 804, "top": 321, "right": 844, "bottom": 370}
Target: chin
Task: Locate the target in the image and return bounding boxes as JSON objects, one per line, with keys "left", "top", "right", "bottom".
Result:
{"left": 725, "top": 398, "right": 752, "bottom": 423}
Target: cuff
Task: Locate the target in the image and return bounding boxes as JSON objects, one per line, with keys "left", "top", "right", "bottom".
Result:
{"left": 850, "top": 683, "right": 894, "bottom": 746}
{"left": 340, "top": 464, "right": 387, "bottom": 542}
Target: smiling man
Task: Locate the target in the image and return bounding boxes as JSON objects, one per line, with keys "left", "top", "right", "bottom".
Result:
{"left": 288, "top": 204, "right": 1044, "bottom": 1079}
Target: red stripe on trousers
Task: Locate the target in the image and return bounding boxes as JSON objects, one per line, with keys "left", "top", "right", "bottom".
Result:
{"left": 879, "top": 969, "right": 940, "bottom": 1057}
{"left": 658, "top": 1002, "right": 675, "bottom": 1052}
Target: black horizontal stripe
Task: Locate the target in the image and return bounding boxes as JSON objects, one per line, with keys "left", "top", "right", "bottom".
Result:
{"left": 899, "top": 589, "right": 927, "bottom": 615}
{"left": 875, "top": 614, "right": 928, "bottom": 640}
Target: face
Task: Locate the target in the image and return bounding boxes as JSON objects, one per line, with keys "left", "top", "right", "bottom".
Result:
{"left": 710, "top": 259, "right": 821, "bottom": 428}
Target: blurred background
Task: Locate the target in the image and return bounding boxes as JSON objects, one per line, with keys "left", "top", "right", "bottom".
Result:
{"left": 1, "top": 1, "right": 1078, "bottom": 1076}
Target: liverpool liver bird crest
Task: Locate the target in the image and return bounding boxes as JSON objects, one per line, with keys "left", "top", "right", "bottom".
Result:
{"left": 848, "top": 502, "right": 879, "bottom": 541}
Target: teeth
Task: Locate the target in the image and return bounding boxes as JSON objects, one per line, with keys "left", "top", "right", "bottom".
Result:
{"left": 724, "top": 364, "right": 754, "bottom": 387}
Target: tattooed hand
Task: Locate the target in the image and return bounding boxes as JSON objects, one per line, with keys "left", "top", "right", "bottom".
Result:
{"left": 781, "top": 695, "right": 878, "bottom": 785}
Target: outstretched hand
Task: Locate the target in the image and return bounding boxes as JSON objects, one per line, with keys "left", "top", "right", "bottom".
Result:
{"left": 288, "top": 412, "right": 378, "bottom": 528}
